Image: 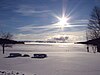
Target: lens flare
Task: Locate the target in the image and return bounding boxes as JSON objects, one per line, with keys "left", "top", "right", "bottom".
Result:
{"left": 54, "top": 15, "right": 70, "bottom": 30}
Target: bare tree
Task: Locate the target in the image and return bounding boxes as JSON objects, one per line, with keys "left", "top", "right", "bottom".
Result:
{"left": 0, "top": 32, "right": 13, "bottom": 54}
{"left": 87, "top": 6, "right": 100, "bottom": 52}
{"left": 87, "top": 6, "right": 100, "bottom": 40}
{"left": 0, "top": 32, "right": 13, "bottom": 40}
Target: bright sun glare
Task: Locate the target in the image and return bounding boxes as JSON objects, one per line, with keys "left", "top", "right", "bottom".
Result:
{"left": 55, "top": 15, "right": 70, "bottom": 30}
{"left": 58, "top": 17, "right": 68, "bottom": 28}
{"left": 53, "top": 0, "right": 71, "bottom": 30}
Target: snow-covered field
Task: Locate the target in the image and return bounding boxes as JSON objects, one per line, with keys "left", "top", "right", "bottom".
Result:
{"left": 0, "top": 43, "right": 100, "bottom": 75}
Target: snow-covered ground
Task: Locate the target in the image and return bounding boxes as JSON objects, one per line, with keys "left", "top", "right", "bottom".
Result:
{"left": 0, "top": 43, "right": 100, "bottom": 75}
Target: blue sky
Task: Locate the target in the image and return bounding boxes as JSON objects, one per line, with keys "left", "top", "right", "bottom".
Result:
{"left": 0, "top": 0, "right": 100, "bottom": 42}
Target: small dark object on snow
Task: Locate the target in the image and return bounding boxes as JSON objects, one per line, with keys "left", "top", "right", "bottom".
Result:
{"left": 22, "top": 54, "right": 30, "bottom": 57}
{"left": 32, "top": 54, "right": 47, "bottom": 58}
{"left": 9, "top": 53, "right": 22, "bottom": 57}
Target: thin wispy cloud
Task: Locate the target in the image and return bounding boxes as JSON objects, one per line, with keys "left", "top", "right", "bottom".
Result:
{"left": 14, "top": 5, "right": 51, "bottom": 16}
{"left": 70, "top": 19, "right": 88, "bottom": 24}
{"left": 69, "top": 19, "right": 88, "bottom": 26}
{"left": 17, "top": 24, "right": 56, "bottom": 32}
{"left": 17, "top": 19, "right": 87, "bottom": 32}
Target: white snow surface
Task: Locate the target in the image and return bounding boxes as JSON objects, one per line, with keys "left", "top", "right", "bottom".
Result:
{"left": 0, "top": 43, "right": 100, "bottom": 75}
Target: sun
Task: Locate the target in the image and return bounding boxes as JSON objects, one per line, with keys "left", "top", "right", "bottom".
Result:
{"left": 55, "top": 15, "right": 70, "bottom": 30}
{"left": 58, "top": 17, "right": 68, "bottom": 28}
